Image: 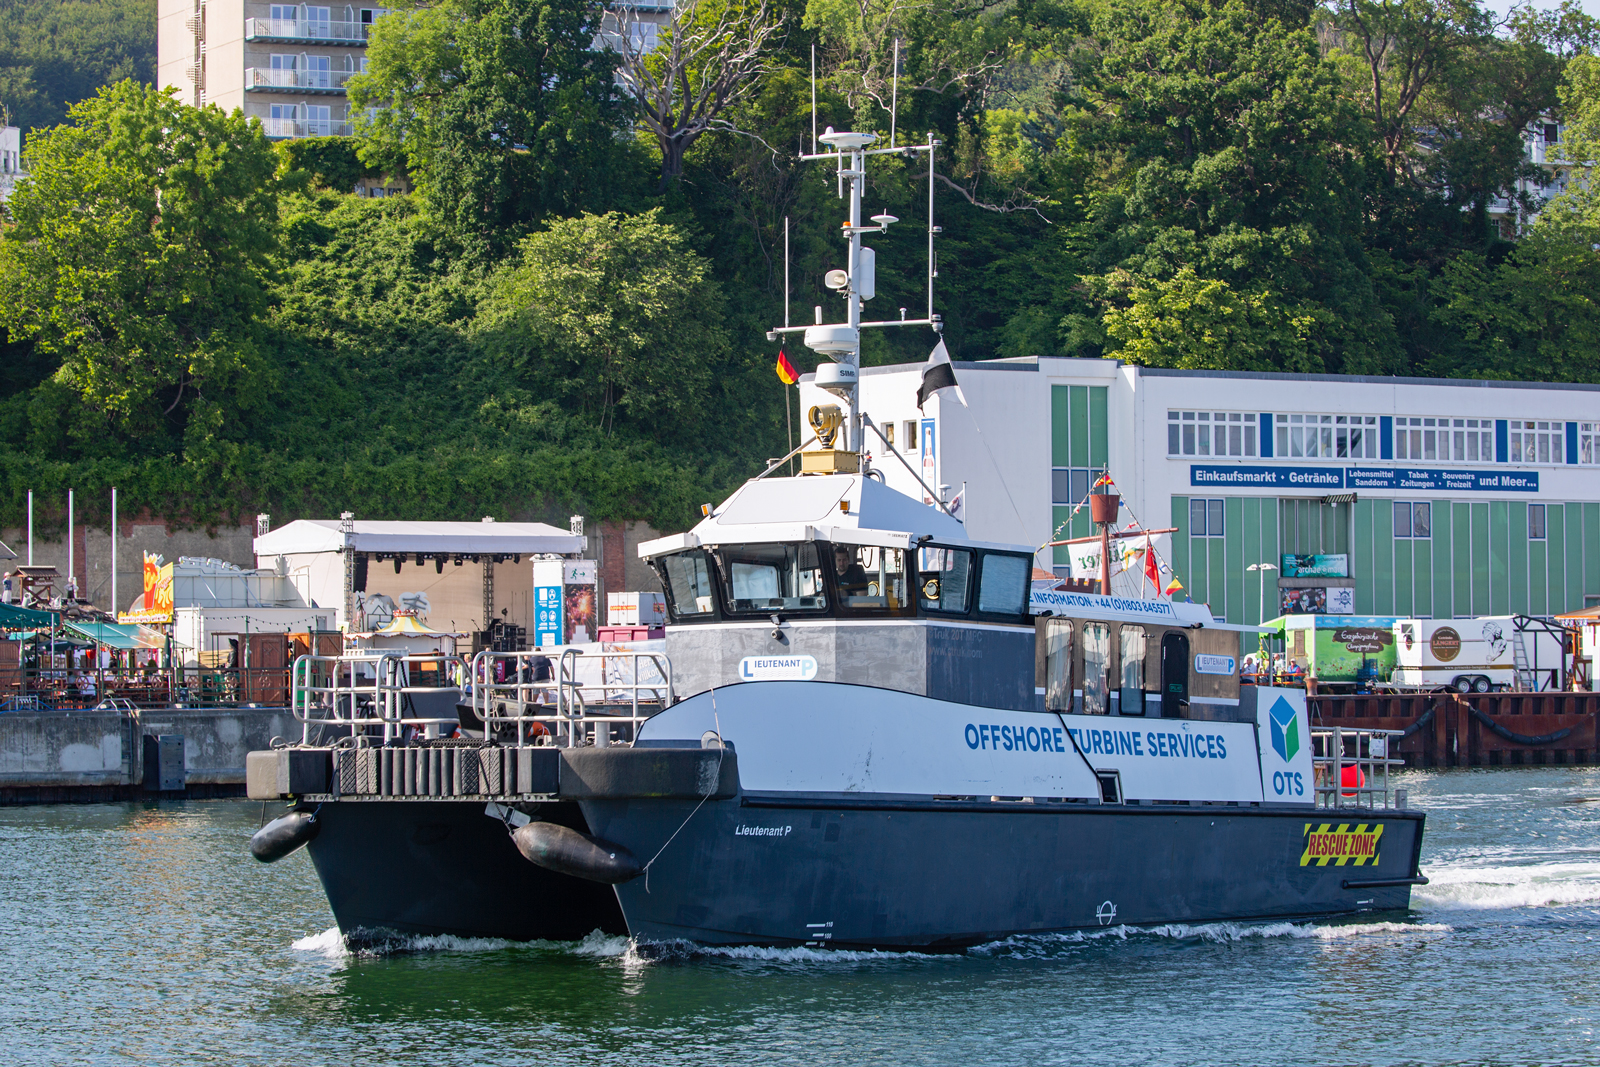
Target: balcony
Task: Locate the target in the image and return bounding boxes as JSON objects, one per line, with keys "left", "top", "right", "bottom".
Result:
{"left": 259, "top": 117, "right": 355, "bottom": 139}
{"left": 244, "top": 68, "right": 357, "bottom": 94}
{"left": 244, "top": 17, "right": 370, "bottom": 45}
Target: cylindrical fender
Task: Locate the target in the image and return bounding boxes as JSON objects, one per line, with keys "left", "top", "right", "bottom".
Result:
{"left": 250, "top": 810, "right": 320, "bottom": 863}
{"left": 511, "top": 821, "right": 642, "bottom": 884}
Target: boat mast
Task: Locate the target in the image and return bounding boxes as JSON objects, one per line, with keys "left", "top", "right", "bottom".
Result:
{"left": 768, "top": 128, "right": 942, "bottom": 466}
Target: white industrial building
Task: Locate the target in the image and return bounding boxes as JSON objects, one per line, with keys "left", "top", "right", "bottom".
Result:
{"left": 802, "top": 357, "right": 1600, "bottom": 629}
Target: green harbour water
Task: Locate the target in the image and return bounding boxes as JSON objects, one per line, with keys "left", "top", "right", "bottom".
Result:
{"left": 1, "top": 766, "right": 1596, "bottom": 1066}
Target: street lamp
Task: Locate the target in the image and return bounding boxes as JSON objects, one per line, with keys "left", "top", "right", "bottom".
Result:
{"left": 1246, "top": 562, "right": 1278, "bottom": 624}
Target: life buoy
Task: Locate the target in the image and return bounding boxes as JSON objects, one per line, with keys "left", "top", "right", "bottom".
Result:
{"left": 1340, "top": 763, "right": 1366, "bottom": 797}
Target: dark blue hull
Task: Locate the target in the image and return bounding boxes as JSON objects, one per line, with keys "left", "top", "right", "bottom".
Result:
{"left": 302, "top": 795, "right": 1424, "bottom": 949}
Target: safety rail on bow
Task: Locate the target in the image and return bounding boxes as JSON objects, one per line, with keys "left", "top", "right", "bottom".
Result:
{"left": 291, "top": 652, "right": 466, "bottom": 746}
{"left": 468, "top": 648, "right": 672, "bottom": 748}
{"left": 1311, "top": 726, "right": 1406, "bottom": 810}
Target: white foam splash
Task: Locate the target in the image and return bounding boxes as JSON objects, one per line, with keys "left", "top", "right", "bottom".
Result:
{"left": 1414, "top": 861, "right": 1600, "bottom": 912}
{"left": 971, "top": 920, "right": 1449, "bottom": 955}
{"left": 568, "top": 930, "right": 633, "bottom": 958}
{"left": 290, "top": 926, "right": 517, "bottom": 958}
{"left": 291, "top": 927, "right": 346, "bottom": 957}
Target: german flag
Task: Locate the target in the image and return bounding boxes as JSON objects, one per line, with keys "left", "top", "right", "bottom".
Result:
{"left": 775, "top": 349, "right": 799, "bottom": 385}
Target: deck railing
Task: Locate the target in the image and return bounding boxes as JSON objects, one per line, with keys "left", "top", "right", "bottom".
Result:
{"left": 1311, "top": 726, "right": 1406, "bottom": 809}
{"left": 468, "top": 648, "right": 671, "bottom": 748}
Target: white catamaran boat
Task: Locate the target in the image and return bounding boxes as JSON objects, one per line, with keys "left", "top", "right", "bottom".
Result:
{"left": 245, "top": 125, "right": 1426, "bottom": 949}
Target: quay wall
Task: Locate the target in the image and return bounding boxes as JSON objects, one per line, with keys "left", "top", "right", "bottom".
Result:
{"left": 1311, "top": 691, "right": 1600, "bottom": 768}
{"left": 0, "top": 706, "right": 294, "bottom": 804}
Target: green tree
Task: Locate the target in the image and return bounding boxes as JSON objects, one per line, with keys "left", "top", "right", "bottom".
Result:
{"left": 0, "top": 0, "right": 156, "bottom": 135}
{"left": 1063, "top": 0, "right": 1394, "bottom": 372}
{"left": 350, "top": 0, "right": 638, "bottom": 253}
{"left": 0, "top": 81, "right": 280, "bottom": 453}
{"left": 485, "top": 209, "right": 732, "bottom": 438}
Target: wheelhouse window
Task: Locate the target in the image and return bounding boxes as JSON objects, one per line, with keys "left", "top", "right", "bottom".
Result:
{"left": 656, "top": 550, "right": 717, "bottom": 618}
{"left": 976, "top": 553, "right": 1030, "bottom": 616}
{"left": 831, "top": 544, "right": 912, "bottom": 616}
{"left": 1081, "top": 622, "right": 1111, "bottom": 716}
{"left": 713, "top": 543, "right": 827, "bottom": 615}
{"left": 917, "top": 546, "right": 972, "bottom": 613}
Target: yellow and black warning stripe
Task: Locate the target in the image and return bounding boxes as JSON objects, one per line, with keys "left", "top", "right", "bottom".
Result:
{"left": 1300, "top": 822, "right": 1384, "bottom": 867}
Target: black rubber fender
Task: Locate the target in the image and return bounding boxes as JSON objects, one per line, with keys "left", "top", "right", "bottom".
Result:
{"left": 250, "top": 810, "right": 320, "bottom": 863}
{"left": 511, "top": 821, "right": 642, "bottom": 884}
{"left": 1468, "top": 706, "right": 1572, "bottom": 746}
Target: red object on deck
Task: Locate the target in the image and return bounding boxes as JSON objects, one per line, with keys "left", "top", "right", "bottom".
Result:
{"left": 1340, "top": 763, "right": 1366, "bottom": 796}
{"left": 597, "top": 626, "right": 664, "bottom": 642}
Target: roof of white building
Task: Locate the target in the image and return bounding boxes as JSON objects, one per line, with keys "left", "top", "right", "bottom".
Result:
{"left": 255, "top": 519, "right": 586, "bottom": 557}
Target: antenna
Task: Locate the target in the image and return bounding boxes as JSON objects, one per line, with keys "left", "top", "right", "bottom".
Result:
{"left": 810, "top": 45, "right": 817, "bottom": 157}
{"left": 784, "top": 216, "right": 791, "bottom": 329}
{"left": 928, "top": 132, "right": 938, "bottom": 324}
{"left": 889, "top": 38, "right": 899, "bottom": 150}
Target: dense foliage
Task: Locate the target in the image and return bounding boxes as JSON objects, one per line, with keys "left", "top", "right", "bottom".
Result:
{"left": 4, "top": 0, "right": 1600, "bottom": 534}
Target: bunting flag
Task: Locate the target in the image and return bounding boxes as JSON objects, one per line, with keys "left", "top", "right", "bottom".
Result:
{"left": 1164, "top": 575, "right": 1185, "bottom": 598}
{"left": 775, "top": 349, "right": 799, "bottom": 385}
{"left": 1093, "top": 473, "right": 1115, "bottom": 489}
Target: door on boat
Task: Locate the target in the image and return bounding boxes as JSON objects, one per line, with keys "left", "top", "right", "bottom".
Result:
{"left": 1160, "top": 631, "right": 1189, "bottom": 718}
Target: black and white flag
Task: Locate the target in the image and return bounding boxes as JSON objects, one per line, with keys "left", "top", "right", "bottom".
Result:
{"left": 916, "top": 340, "right": 967, "bottom": 410}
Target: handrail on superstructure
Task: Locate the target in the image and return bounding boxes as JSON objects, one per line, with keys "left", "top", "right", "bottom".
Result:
{"left": 291, "top": 652, "right": 466, "bottom": 746}
{"left": 1310, "top": 726, "right": 1406, "bottom": 810}
{"left": 469, "top": 648, "right": 672, "bottom": 749}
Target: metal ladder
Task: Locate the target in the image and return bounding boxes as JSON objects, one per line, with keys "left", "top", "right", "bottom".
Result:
{"left": 1512, "top": 628, "right": 1534, "bottom": 691}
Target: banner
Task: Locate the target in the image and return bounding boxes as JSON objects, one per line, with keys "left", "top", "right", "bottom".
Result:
{"left": 118, "top": 552, "right": 173, "bottom": 624}
{"left": 1281, "top": 553, "right": 1348, "bottom": 578}
{"left": 1191, "top": 465, "right": 1538, "bottom": 493}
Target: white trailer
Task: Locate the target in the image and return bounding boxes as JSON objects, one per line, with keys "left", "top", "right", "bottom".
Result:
{"left": 1391, "top": 616, "right": 1567, "bottom": 692}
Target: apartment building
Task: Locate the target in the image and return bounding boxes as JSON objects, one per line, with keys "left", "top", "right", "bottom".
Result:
{"left": 0, "top": 125, "right": 23, "bottom": 204}
{"left": 158, "top": 1, "right": 385, "bottom": 140}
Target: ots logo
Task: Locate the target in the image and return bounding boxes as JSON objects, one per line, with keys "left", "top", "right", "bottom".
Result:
{"left": 1269, "top": 696, "right": 1301, "bottom": 763}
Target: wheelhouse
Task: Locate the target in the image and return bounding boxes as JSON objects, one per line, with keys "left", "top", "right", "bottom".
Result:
{"left": 649, "top": 539, "right": 1034, "bottom": 628}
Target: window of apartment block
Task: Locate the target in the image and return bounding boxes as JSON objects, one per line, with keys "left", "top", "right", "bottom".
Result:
{"left": 304, "top": 104, "right": 332, "bottom": 134}
{"left": 1168, "top": 411, "right": 1256, "bottom": 457}
{"left": 1394, "top": 501, "right": 1431, "bottom": 538}
{"left": 1276, "top": 413, "right": 1372, "bottom": 459}
{"left": 902, "top": 420, "right": 917, "bottom": 452}
{"left": 1529, "top": 503, "right": 1547, "bottom": 540}
{"left": 270, "top": 4, "right": 296, "bottom": 30}
{"left": 882, "top": 422, "right": 895, "bottom": 448}
{"left": 306, "top": 5, "right": 332, "bottom": 35}
{"left": 270, "top": 53, "right": 296, "bottom": 70}
{"left": 1189, "top": 498, "right": 1225, "bottom": 538}
{"left": 1544, "top": 123, "right": 1560, "bottom": 144}
{"left": 1509, "top": 421, "right": 1564, "bottom": 465}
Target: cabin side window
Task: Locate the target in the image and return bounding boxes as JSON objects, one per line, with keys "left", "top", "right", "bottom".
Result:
{"left": 831, "top": 544, "right": 914, "bottom": 616}
{"left": 656, "top": 550, "right": 717, "bottom": 619}
{"left": 917, "top": 546, "right": 972, "bottom": 613}
{"left": 1044, "top": 618, "right": 1074, "bottom": 713}
{"left": 1082, "top": 622, "right": 1111, "bottom": 715}
{"left": 713, "top": 542, "right": 828, "bottom": 615}
{"left": 1119, "top": 625, "right": 1147, "bottom": 716}
{"left": 976, "top": 553, "right": 1030, "bottom": 617}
